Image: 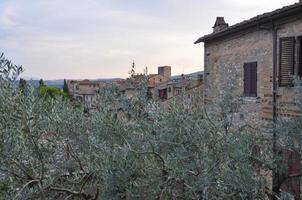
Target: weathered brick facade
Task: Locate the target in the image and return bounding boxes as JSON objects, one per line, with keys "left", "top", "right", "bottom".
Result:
{"left": 195, "top": 3, "right": 302, "bottom": 199}
{"left": 197, "top": 4, "right": 302, "bottom": 126}
{"left": 204, "top": 28, "right": 271, "bottom": 125}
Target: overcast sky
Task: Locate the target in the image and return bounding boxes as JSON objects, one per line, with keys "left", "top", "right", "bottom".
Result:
{"left": 0, "top": 0, "right": 298, "bottom": 79}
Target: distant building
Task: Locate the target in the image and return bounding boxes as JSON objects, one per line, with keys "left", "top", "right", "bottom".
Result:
{"left": 67, "top": 80, "right": 107, "bottom": 108}
{"left": 67, "top": 67, "right": 203, "bottom": 109}
{"left": 158, "top": 66, "right": 172, "bottom": 78}
{"left": 155, "top": 73, "right": 203, "bottom": 102}
{"left": 148, "top": 74, "right": 170, "bottom": 87}
{"left": 145, "top": 66, "right": 203, "bottom": 102}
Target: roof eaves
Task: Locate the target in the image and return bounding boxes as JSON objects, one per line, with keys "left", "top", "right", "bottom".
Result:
{"left": 194, "top": 3, "right": 302, "bottom": 44}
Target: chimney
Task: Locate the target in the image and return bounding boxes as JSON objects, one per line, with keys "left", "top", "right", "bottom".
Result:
{"left": 213, "top": 17, "right": 229, "bottom": 33}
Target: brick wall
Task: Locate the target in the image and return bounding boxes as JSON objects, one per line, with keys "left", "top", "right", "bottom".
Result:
{"left": 204, "top": 18, "right": 302, "bottom": 125}
{"left": 203, "top": 17, "right": 302, "bottom": 198}
{"left": 204, "top": 28, "right": 272, "bottom": 126}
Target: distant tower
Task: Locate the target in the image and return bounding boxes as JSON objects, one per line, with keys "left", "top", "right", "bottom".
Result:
{"left": 158, "top": 66, "right": 171, "bottom": 79}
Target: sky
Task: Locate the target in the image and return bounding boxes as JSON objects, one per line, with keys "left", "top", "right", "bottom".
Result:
{"left": 0, "top": 0, "right": 298, "bottom": 80}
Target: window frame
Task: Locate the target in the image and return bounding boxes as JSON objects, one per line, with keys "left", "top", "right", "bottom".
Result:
{"left": 243, "top": 62, "right": 257, "bottom": 97}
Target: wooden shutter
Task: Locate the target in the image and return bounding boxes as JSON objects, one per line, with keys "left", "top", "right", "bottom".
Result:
{"left": 244, "top": 64, "right": 251, "bottom": 96}
{"left": 298, "top": 37, "right": 302, "bottom": 77}
{"left": 280, "top": 149, "right": 301, "bottom": 199}
{"left": 244, "top": 62, "right": 257, "bottom": 97}
{"left": 279, "top": 37, "right": 295, "bottom": 87}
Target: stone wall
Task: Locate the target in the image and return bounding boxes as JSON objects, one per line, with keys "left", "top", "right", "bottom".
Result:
{"left": 204, "top": 17, "right": 302, "bottom": 125}
{"left": 265, "top": 18, "right": 302, "bottom": 119}
{"left": 204, "top": 28, "right": 272, "bottom": 126}
{"left": 202, "top": 15, "right": 302, "bottom": 200}
{"left": 160, "top": 83, "right": 204, "bottom": 110}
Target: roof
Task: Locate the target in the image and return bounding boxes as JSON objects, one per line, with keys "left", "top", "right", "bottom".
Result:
{"left": 148, "top": 74, "right": 160, "bottom": 78}
{"left": 68, "top": 79, "right": 104, "bottom": 85}
{"left": 195, "top": 2, "right": 302, "bottom": 43}
{"left": 172, "top": 71, "right": 203, "bottom": 80}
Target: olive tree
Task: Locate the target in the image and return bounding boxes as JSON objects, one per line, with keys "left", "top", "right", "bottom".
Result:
{"left": 0, "top": 54, "right": 277, "bottom": 199}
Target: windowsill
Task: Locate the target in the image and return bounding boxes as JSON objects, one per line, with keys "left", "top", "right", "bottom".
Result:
{"left": 241, "top": 96, "right": 261, "bottom": 103}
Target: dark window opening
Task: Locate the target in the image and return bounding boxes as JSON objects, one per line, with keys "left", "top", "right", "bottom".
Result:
{"left": 279, "top": 37, "right": 295, "bottom": 87}
{"left": 159, "top": 89, "right": 167, "bottom": 100}
{"left": 243, "top": 62, "right": 257, "bottom": 97}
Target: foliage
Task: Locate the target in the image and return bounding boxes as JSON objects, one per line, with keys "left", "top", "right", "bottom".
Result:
{"left": 0, "top": 53, "right": 23, "bottom": 81}
{"left": 19, "top": 78, "right": 27, "bottom": 93}
{"left": 129, "top": 61, "right": 136, "bottom": 78}
{"left": 0, "top": 55, "right": 299, "bottom": 200}
{"left": 63, "top": 79, "right": 69, "bottom": 96}
{"left": 39, "top": 79, "right": 45, "bottom": 87}
{"left": 37, "top": 85, "right": 68, "bottom": 99}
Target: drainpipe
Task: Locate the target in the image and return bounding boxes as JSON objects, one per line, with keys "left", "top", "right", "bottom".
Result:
{"left": 272, "top": 24, "right": 278, "bottom": 200}
{"left": 259, "top": 23, "right": 279, "bottom": 199}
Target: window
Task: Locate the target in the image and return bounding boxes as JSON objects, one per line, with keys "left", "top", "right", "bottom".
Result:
{"left": 243, "top": 62, "right": 257, "bottom": 97}
{"left": 279, "top": 37, "right": 295, "bottom": 87}
{"left": 159, "top": 89, "right": 167, "bottom": 100}
{"left": 175, "top": 88, "right": 182, "bottom": 95}
{"left": 280, "top": 149, "right": 301, "bottom": 199}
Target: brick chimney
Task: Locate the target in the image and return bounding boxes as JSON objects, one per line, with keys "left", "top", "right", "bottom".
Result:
{"left": 213, "top": 17, "right": 229, "bottom": 33}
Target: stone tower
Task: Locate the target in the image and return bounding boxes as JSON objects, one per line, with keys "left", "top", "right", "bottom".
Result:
{"left": 158, "top": 66, "right": 171, "bottom": 78}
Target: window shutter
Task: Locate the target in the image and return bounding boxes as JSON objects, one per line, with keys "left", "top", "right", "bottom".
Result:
{"left": 298, "top": 37, "right": 302, "bottom": 77}
{"left": 250, "top": 63, "right": 257, "bottom": 97}
{"left": 244, "top": 64, "right": 251, "bottom": 96}
{"left": 280, "top": 149, "right": 301, "bottom": 199}
{"left": 244, "top": 62, "right": 257, "bottom": 97}
{"left": 279, "top": 37, "right": 295, "bottom": 87}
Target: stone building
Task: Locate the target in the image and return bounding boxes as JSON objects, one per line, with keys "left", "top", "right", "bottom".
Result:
{"left": 158, "top": 66, "right": 172, "bottom": 79}
{"left": 156, "top": 73, "right": 203, "bottom": 101}
{"left": 159, "top": 74, "right": 204, "bottom": 110}
{"left": 123, "top": 66, "right": 203, "bottom": 104}
{"left": 67, "top": 80, "right": 107, "bottom": 108}
{"left": 148, "top": 68, "right": 171, "bottom": 88}
{"left": 147, "top": 66, "right": 171, "bottom": 100}
{"left": 195, "top": 1, "right": 302, "bottom": 198}
{"left": 122, "top": 66, "right": 171, "bottom": 99}
{"left": 146, "top": 66, "right": 203, "bottom": 102}
{"left": 196, "top": 2, "right": 302, "bottom": 122}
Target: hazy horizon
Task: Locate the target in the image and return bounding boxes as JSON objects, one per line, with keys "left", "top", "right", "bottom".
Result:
{"left": 0, "top": 0, "right": 298, "bottom": 79}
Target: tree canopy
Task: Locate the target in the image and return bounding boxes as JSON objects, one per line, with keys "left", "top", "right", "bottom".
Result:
{"left": 0, "top": 53, "right": 301, "bottom": 200}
